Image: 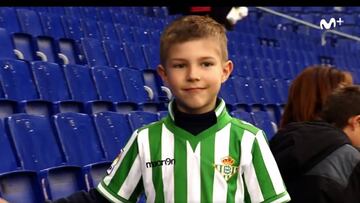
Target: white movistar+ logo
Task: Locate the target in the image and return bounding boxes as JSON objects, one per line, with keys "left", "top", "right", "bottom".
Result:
{"left": 320, "top": 17, "right": 344, "bottom": 30}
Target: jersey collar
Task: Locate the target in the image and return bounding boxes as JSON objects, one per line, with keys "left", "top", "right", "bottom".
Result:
{"left": 167, "top": 98, "right": 227, "bottom": 122}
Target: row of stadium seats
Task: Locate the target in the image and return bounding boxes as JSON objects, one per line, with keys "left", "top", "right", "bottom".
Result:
{"left": 0, "top": 59, "right": 171, "bottom": 118}
{"left": 1, "top": 7, "right": 359, "bottom": 78}
{"left": 0, "top": 111, "right": 161, "bottom": 202}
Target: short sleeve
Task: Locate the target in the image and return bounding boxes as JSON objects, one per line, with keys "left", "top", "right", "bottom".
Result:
{"left": 97, "top": 130, "right": 144, "bottom": 203}
{"left": 243, "top": 130, "right": 291, "bottom": 203}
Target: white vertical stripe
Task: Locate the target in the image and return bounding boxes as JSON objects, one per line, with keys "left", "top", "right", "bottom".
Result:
{"left": 234, "top": 170, "right": 244, "bottom": 202}
{"left": 187, "top": 142, "right": 201, "bottom": 203}
{"left": 97, "top": 183, "right": 123, "bottom": 203}
{"left": 215, "top": 99, "right": 225, "bottom": 117}
{"left": 118, "top": 155, "right": 141, "bottom": 198}
{"left": 137, "top": 129, "right": 156, "bottom": 203}
{"left": 103, "top": 130, "right": 138, "bottom": 185}
{"left": 256, "top": 130, "right": 286, "bottom": 194}
{"left": 212, "top": 123, "right": 231, "bottom": 202}
{"left": 161, "top": 124, "right": 175, "bottom": 203}
{"left": 241, "top": 130, "right": 264, "bottom": 202}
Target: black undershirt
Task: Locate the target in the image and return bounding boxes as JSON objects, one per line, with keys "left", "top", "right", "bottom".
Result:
{"left": 173, "top": 99, "right": 219, "bottom": 135}
{"left": 52, "top": 99, "right": 221, "bottom": 203}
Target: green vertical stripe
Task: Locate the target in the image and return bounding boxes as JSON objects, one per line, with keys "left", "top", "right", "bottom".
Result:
{"left": 174, "top": 136, "right": 187, "bottom": 203}
{"left": 108, "top": 140, "right": 139, "bottom": 193}
{"left": 129, "top": 179, "right": 144, "bottom": 201}
{"left": 243, "top": 174, "right": 251, "bottom": 203}
{"left": 200, "top": 133, "right": 215, "bottom": 203}
{"left": 148, "top": 124, "right": 164, "bottom": 203}
{"left": 252, "top": 136, "right": 275, "bottom": 199}
{"left": 227, "top": 122, "right": 243, "bottom": 203}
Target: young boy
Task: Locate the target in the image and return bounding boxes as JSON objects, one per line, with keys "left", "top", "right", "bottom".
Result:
{"left": 270, "top": 85, "right": 360, "bottom": 203}
{"left": 96, "top": 15, "right": 290, "bottom": 203}
{"left": 0, "top": 15, "right": 289, "bottom": 203}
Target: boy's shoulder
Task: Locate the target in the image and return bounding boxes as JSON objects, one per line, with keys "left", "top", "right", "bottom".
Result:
{"left": 135, "top": 118, "right": 165, "bottom": 133}
{"left": 230, "top": 116, "right": 261, "bottom": 135}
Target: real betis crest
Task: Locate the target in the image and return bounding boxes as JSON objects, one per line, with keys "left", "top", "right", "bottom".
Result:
{"left": 214, "top": 156, "right": 238, "bottom": 181}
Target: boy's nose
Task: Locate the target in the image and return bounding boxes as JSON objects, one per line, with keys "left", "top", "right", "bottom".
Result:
{"left": 186, "top": 66, "right": 201, "bottom": 81}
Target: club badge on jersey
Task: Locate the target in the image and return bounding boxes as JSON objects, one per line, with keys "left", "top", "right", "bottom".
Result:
{"left": 214, "top": 156, "right": 238, "bottom": 181}
{"left": 107, "top": 149, "right": 124, "bottom": 175}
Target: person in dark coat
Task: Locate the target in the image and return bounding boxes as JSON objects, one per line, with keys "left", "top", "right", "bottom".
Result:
{"left": 270, "top": 66, "right": 360, "bottom": 203}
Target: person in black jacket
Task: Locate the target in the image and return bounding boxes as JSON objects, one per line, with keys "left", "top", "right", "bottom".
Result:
{"left": 270, "top": 70, "right": 360, "bottom": 202}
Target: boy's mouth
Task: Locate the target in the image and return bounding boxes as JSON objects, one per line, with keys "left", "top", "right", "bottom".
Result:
{"left": 183, "top": 87, "right": 205, "bottom": 92}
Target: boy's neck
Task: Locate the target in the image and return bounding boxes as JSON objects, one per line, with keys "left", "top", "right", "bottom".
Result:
{"left": 173, "top": 99, "right": 220, "bottom": 135}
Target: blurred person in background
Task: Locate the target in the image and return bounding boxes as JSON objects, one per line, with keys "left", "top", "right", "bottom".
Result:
{"left": 270, "top": 66, "right": 359, "bottom": 203}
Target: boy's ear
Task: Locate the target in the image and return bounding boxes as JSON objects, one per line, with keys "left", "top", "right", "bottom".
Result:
{"left": 221, "top": 60, "right": 233, "bottom": 83}
{"left": 157, "top": 65, "right": 168, "bottom": 84}
{"left": 348, "top": 115, "right": 360, "bottom": 129}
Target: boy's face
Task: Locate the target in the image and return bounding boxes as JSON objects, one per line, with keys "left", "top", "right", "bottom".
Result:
{"left": 157, "top": 37, "right": 233, "bottom": 114}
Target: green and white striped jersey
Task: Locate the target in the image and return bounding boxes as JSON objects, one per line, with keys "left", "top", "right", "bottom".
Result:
{"left": 97, "top": 99, "right": 291, "bottom": 203}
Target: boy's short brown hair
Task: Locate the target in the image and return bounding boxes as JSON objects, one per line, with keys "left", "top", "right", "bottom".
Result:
{"left": 321, "top": 85, "right": 360, "bottom": 129}
{"left": 160, "top": 15, "right": 228, "bottom": 65}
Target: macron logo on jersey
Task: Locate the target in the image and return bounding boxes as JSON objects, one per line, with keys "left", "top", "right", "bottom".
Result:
{"left": 146, "top": 158, "right": 175, "bottom": 168}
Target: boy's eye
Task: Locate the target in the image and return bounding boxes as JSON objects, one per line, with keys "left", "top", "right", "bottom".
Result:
{"left": 201, "top": 62, "right": 213, "bottom": 67}
{"left": 173, "top": 64, "right": 185, "bottom": 68}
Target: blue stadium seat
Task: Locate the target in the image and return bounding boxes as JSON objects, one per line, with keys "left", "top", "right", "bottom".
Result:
{"left": 79, "top": 7, "right": 98, "bottom": 22}
{"left": 96, "top": 7, "right": 114, "bottom": 23}
{"left": 60, "top": 16, "right": 84, "bottom": 41}
{"left": 0, "top": 7, "right": 21, "bottom": 33}
{"left": 81, "top": 38, "right": 108, "bottom": 67}
{"left": 0, "top": 172, "right": 44, "bottom": 203}
{"left": 114, "top": 24, "right": 135, "bottom": 43}
{"left": 63, "top": 64, "right": 98, "bottom": 102}
{"left": 35, "top": 36, "right": 61, "bottom": 63}
{"left": 63, "top": 7, "right": 82, "bottom": 19}
{"left": 231, "top": 76, "right": 256, "bottom": 105}
{"left": 249, "top": 78, "right": 268, "bottom": 104}
{"left": 118, "top": 68, "right": 153, "bottom": 103}
{"left": 12, "top": 33, "right": 39, "bottom": 61}
{"left": 142, "top": 69, "right": 169, "bottom": 102}
{"left": 6, "top": 114, "right": 66, "bottom": 170}
{"left": 16, "top": 9, "right": 43, "bottom": 37}
{"left": 31, "top": 61, "right": 84, "bottom": 113}
{"left": 91, "top": 66, "right": 129, "bottom": 103}
{"left": 81, "top": 19, "right": 101, "bottom": 40}
{"left": 53, "top": 112, "right": 108, "bottom": 166}
{"left": 127, "top": 111, "right": 159, "bottom": 131}
{"left": 64, "top": 64, "right": 114, "bottom": 114}
{"left": 0, "top": 121, "right": 20, "bottom": 173}
{"left": 53, "top": 112, "right": 111, "bottom": 189}
{"left": 122, "top": 42, "right": 148, "bottom": 70}
{"left": 119, "top": 68, "right": 166, "bottom": 112}
{"left": 97, "top": 22, "right": 119, "bottom": 41}
{"left": 58, "top": 39, "right": 83, "bottom": 65}
{"left": 111, "top": 11, "right": 130, "bottom": 26}
{"left": 0, "top": 28, "right": 17, "bottom": 60}
{"left": 132, "top": 27, "right": 151, "bottom": 44}
{"left": 38, "top": 13, "right": 66, "bottom": 40}
{"left": 230, "top": 110, "right": 254, "bottom": 124}
{"left": 142, "top": 44, "right": 160, "bottom": 69}
{"left": 102, "top": 40, "right": 128, "bottom": 69}
{"left": 93, "top": 111, "right": 133, "bottom": 160}
{"left": 47, "top": 7, "right": 65, "bottom": 16}
{"left": 219, "top": 77, "right": 239, "bottom": 108}
{"left": 6, "top": 113, "right": 86, "bottom": 201}
{"left": 251, "top": 111, "right": 277, "bottom": 141}
{"left": 0, "top": 100, "right": 17, "bottom": 119}
{"left": 31, "top": 61, "right": 70, "bottom": 101}
{"left": 0, "top": 59, "right": 39, "bottom": 101}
